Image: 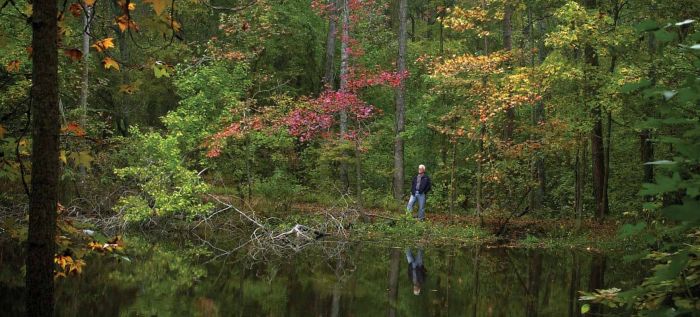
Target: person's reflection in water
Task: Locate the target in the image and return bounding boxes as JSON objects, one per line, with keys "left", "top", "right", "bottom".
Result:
{"left": 405, "top": 247, "right": 426, "bottom": 295}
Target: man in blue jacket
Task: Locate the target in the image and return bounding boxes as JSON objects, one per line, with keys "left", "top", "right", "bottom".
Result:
{"left": 407, "top": 164, "right": 432, "bottom": 220}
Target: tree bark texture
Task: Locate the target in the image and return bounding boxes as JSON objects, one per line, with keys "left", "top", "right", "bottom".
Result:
{"left": 393, "top": 0, "right": 407, "bottom": 201}
{"left": 26, "top": 0, "right": 60, "bottom": 315}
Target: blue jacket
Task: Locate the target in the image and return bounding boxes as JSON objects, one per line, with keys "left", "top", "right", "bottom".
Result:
{"left": 410, "top": 174, "right": 432, "bottom": 195}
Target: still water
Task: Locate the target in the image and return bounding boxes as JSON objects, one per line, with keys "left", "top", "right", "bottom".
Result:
{"left": 1, "top": 234, "right": 643, "bottom": 316}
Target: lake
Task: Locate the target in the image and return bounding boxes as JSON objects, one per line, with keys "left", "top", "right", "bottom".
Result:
{"left": 0, "top": 234, "right": 643, "bottom": 316}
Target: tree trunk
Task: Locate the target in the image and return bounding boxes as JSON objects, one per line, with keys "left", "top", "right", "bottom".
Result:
{"left": 526, "top": 252, "right": 543, "bottom": 317}
{"left": 583, "top": 0, "right": 607, "bottom": 222}
{"left": 26, "top": 0, "right": 60, "bottom": 315}
{"left": 476, "top": 126, "right": 484, "bottom": 224}
{"left": 588, "top": 254, "right": 606, "bottom": 316}
{"left": 641, "top": 28, "right": 656, "bottom": 194}
{"left": 471, "top": 246, "right": 481, "bottom": 316}
{"left": 502, "top": 3, "right": 515, "bottom": 141}
{"left": 449, "top": 141, "right": 456, "bottom": 215}
{"left": 80, "top": 5, "right": 91, "bottom": 126}
{"left": 354, "top": 137, "right": 369, "bottom": 221}
{"left": 339, "top": 0, "right": 350, "bottom": 192}
{"left": 640, "top": 129, "right": 654, "bottom": 184}
{"left": 531, "top": 11, "right": 547, "bottom": 209}
{"left": 322, "top": 0, "right": 337, "bottom": 89}
{"left": 393, "top": 0, "right": 407, "bottom": 202}
{"left": 568, "top": 251, "right": 581, "bottom": 317}
{"left": 575, "top": 137, "right": 588, "bottom": 229}
{"left": 475, "top": 0, "right": 488, "bottom": 225}
{"left": 387, "top": 248, "right": 400, "bottom": 317}
{"left": 331, "top": 257, "right": 343, "bottom": 317}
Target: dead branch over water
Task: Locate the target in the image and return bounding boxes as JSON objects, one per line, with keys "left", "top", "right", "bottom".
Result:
{"left": 194, "top": 194, "right": 359, "bottom": 261}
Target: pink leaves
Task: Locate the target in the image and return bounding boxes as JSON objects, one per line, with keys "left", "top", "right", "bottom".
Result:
{"left": 282, "top": 68, "right": 406, "bottom": 143}
{"left": 285, "top": 108, "right": 333, "bottom": 142}
{"left": 346, "top": 69, "right": 408, "bottom": 90}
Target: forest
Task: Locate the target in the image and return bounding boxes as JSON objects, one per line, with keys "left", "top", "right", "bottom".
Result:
{"left": 1, "top": 0, "right": 699, "bottom": 315}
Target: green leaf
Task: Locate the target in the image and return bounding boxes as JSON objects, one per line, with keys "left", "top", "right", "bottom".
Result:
{"left": 654, "top": 29, "right": 676, "bottom": 43}
{"left": 621, "top": 79, "right": 652, "bottom": 93}
{"left": 619, "top": 222, "right": 646, "bottom": 238}
{"left": 581, "top": 304, "right": 590, "bottom": 314}
{"left": 153, "top": 64, "right": 169, "bottom": 78}
{"left": 635, "top": 20, "right": 660, "bottom": 32}
{"left": 661, "top": 198, "right": 700, "bottom": 222}
{"left": 652, "top": 250, "right": 689, "bottom": 281}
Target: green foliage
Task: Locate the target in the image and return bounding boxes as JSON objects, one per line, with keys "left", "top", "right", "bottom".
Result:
{"left": 254, "top": 169, "right": 306, "bottom": 212}
{"left": 113, "top": 128, "right": 212, "bottom": 223}
{"left": 164, "top": 62, "right": 252, "bottom": 153}
{"left": 581, "top": 19, "right": 700, "bottom": 316}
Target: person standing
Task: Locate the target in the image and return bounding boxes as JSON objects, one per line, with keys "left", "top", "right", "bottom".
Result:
{"left": 407, "top": 164, "right": 431, "bottom": 220}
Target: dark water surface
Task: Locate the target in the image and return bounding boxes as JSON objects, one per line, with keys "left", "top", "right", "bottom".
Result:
{"left": 1, "top": 234, "right": 643, "bottom": 316}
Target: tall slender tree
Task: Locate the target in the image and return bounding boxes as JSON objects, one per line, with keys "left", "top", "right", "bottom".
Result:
{"left": 583, "top": 0, "right": 608, "bottom": 221}
{"left": 339, "top": 0, "right": 350, "bottom": 192}
{"left": 393, "top": 0, "right": 407, "bottom": 202}
{"left": 502, "top": 2, "right": 515, "bottom": 141}
{"left": 323, "top": 0, "right": 338, "bottom": 89}
{"left": 80, "top": 4, "right": 92, "bottom": 127}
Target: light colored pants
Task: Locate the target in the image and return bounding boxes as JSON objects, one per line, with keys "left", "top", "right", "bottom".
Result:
{"left": 406, "top": 192, "right": 426, "bottom": 220}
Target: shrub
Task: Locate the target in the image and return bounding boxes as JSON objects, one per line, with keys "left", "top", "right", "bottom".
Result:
{"left": 114, "top": 129, "right": 212, "bottom": 224}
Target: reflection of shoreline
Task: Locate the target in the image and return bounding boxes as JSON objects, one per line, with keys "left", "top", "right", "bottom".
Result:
{"left": 4, "top": 238, "right": 636, "bottom": 316}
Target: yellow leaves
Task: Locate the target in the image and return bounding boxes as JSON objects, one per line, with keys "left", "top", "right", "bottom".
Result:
{"left": 84, "top": 0, "right": 96, "bottom": 6}
{"left": 144, "top": 0, "right": 169, "bottom": 16}
{"left": 119, "top": 83, "right": 139, "bottom": 94}
{"left": 432, "top": 52, "right": 511, "bottom": 77}
{"left": 5, "top": 60, "right": 20, "bottom": 72}
{"left": 441, "top": 6, "right": 489, "bottom": 32}
{"left": 68, "top": 151, "right": 94, "bottom": 171}
{"left": 116, "top": 15, "right": 139, "bottom": 32}
{"left": 59, "top": 151, "right": 67, "bottom": 164}
{"left": 63, "top": 48, "right": 83, "bottom": 62}
{"left": 165, "top": 16, "right": 182, "bottom": 33}
{"left": 88, "top": 236, "right": 124, "bottom": 252}
{"left": 117, "top": 0, "right": 136, "bottom": 11}
{"left": 102, "top": 57, "right": 120, "bottom": 71}
{"left": 54, "top": 255, "right": 86, "bottom": 278}
{"left": 91, "top": 38, "right": 115, "bottom": 52}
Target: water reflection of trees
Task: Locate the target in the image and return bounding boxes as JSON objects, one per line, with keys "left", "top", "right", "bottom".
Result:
{"left": 0, "top": 235, "right": 647, "bottom": 316}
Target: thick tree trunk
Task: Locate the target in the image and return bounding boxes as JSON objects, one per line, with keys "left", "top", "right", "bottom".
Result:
{"left": 26, "top": 0, "right": 60, "bottom": 315}
{"left": 584, "top": 0, "right": 607, "bottom": 221}
{"left": 322, "top": 0, "right": 337, "bottom": 89}
{"left": 393, "top": 0, "right": 407, "bottom": 202}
